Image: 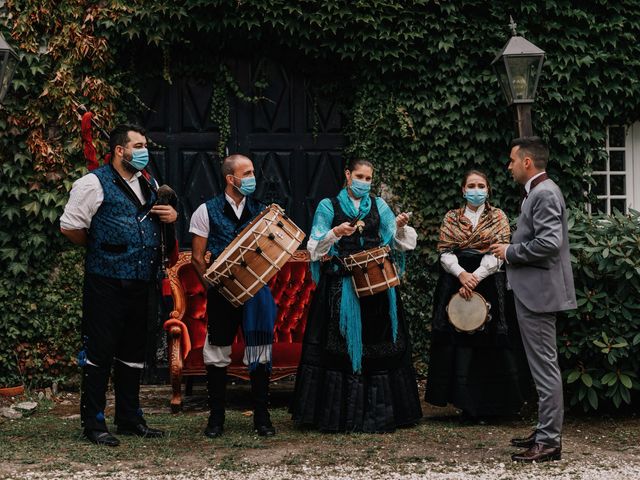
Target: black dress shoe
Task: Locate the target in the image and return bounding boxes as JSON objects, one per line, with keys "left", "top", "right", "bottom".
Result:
{"left": 84, "top": 429, "right": 120, "bottom": 447}
{"left": 116, "top": 422, "right": 164, "bottom": 438}
{"left": 510, "top": 430, "right": 537, "bottom": 448}
{"left": 204, "top": 424, "right": 224, "bottom": 438}
{"left": 511, "top": 443, "right": 561, "bottom": 463}
{"left": 254, "top": 422, "right": 276, "bottom": 437}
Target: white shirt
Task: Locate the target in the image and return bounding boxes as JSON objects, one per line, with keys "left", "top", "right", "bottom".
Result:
{"left": 522, "top": 171, "right": 547, "bottom": 208}
{"left": 307, "top": 196, "right": 418, "bottom": 262}
{"left": 60, "top": 171, "right": 147, "bottom": 230}
{"left": 439, "top": 204, "right": 502, "bottom": 281}
{"left": 189, "top": 194, "right": 246, "bottom": 238}
{"left": 524, "top": 171, "right": 547, "bottom": 195}
{"left": 506, "top": 170, "right": 548, "bottom": 263}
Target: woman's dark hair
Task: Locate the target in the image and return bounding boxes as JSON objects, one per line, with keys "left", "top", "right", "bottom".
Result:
{"left": 345, "top": 158, "right": 374, "bottom": 173}
{"left": 460, "top": 169, "right": 492, "bottom": 198}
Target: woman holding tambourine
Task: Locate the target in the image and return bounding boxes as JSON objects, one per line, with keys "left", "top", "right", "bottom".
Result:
{"left": 425, "top": 170, "right": 529, "bottom": 422}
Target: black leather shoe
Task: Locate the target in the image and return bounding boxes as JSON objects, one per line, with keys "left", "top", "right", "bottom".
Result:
{"left": 511, "top": 443, "right": 561, "bottom": 462}
{"left": 510, "top": 430, "right": 537, "bottom": 448}
{"left": 254, "top": 422, "right": 276, "bottom": 437}
{"left": 116, "top": 422, "right": 164, "bottom": 438}
{"left": 204, "top": 424, "right": 224, "bottom": 438}
{"left": 84, "top": 429, "right": 120, "bottom": 446}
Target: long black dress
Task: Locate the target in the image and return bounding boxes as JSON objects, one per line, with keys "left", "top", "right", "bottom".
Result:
{"left": 425, "top": 250, "right": 529, "bottom": 418}
{"left": 290, "top": 197, "right": 423, "bottom": 432}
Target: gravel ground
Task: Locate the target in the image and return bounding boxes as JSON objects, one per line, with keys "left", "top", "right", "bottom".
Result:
{"left": 4, "top": 459, "right": 640, "bottom": 480}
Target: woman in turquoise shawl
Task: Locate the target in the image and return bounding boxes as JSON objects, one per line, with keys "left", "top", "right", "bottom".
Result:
{"left": 290, "top": 159, "right": 422, "bottom": 432}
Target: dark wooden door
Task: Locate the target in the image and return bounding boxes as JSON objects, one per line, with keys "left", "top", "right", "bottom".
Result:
{"left": 139, "top": 57, "right": 347, "bottom": 247}
{"left": 139, "top": 57, "right": 347, "bottom": 382}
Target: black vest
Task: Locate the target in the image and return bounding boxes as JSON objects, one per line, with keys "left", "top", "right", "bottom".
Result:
{"left": 330, "top": 196, "right": 381, "bottom": 257}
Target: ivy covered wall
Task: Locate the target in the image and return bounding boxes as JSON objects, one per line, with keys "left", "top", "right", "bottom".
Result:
{"left": 1, "top": 1, "right": 639, "bottom": 411}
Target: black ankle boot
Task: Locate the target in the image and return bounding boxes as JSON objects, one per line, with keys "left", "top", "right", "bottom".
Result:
{"left": 250, "top": 364, "right": 275, "bottom": 436}
{"left": 204, "top": 365, "right": 227, "bottom": 438}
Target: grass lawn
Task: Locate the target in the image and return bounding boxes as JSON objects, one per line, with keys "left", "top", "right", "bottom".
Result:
{"left": 1, "top": 381, "right": 640, "bottom": 479}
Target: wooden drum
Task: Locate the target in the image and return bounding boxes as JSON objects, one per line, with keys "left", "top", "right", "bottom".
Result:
{"left": 342, "top": 245, "right": 400, "bottom": 298}
{"left": 203, "top": 204, "right": 305, "bottom": 307}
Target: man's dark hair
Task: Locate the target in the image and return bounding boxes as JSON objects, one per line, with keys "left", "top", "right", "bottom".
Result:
{"left": 109, "top": 124, "right": 146, "bottom": 156}
{"left": 222, "top": 154, "right": 251, "bottom": 177}
{"left": 510, "top": 136, "right": 549, "bottom": 170}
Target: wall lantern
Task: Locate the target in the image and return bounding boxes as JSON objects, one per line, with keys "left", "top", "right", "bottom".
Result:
{"left": 0, "top": 31, "right": 18, "bottom": 104}
{"left": 491, "top": 17, "right": 545, "bottom": 136}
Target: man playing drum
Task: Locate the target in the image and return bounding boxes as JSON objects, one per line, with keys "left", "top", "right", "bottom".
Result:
{"left": 190, "top": 154, "right": 277, "bottom": 438}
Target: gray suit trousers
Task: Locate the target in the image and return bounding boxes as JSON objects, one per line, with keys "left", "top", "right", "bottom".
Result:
{"left": 514, "top": 295, "right": 563, "bottom": 448}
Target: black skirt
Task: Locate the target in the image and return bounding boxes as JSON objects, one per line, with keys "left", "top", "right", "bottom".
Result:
{"left": 290, "top": 272, "right": 423, "bottom": 432}
{"left": 425, "top": 251, "right": 530, "bottom": 417}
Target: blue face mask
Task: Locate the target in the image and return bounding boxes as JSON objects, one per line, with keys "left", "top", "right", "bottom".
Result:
{"left": 350, "top": 179, "right": 371, "bottom": 198}
{"left": 464, "top": 188, "right": 488, "bottom": 207}
{"left": 127, "top": 148, "right": 149, "bottom": 171}
{"left": 233, "top": 176, "right": 256, "bottom": 196}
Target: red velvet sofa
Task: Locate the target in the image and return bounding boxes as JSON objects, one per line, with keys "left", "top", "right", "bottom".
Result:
{"left": 163, "top": 250, "right": 314, "bottom": 412}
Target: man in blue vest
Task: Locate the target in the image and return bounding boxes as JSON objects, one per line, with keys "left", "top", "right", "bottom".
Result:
{"left": 60, "top": 124, "right": 178, "bottom": 446}
{"left": 190, "top": 154, "right": 277, "bottom": 438}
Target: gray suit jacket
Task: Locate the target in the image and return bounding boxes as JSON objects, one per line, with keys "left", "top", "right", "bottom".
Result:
{"left": 506, "top": 178, "right": 577, "bottom": 313}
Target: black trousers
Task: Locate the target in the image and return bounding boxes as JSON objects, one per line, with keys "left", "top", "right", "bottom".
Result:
{"left": 80, "top": 273, "right": 150, "bottom": 430}
{"left": 206, "top": 287, "right": 243, "bottom": 346}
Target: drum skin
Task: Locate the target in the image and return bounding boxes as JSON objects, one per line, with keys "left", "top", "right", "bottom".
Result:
{"left": 203, "top": 204, "right": 305, "bottom": 307}
{"left": 446, "top": 292, "right": 489, "bottom": 333}
{"left": 342, "top": 245, "right": 400, "bottom": 297}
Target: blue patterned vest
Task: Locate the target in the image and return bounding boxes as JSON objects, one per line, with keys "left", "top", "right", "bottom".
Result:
{"left": 205, "top": 194, "right": 264, "bottom": 260}
{"left": 85, "top": 165, "right": 161, "bottom": 281}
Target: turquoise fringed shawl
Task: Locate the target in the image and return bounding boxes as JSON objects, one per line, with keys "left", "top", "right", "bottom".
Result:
{"left": 309, "top": 189, "right": 403, "bottom": 373}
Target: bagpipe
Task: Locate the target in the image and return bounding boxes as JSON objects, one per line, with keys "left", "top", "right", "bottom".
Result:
{"left": 75, "top": 101, "right": 179, "bottom": 305}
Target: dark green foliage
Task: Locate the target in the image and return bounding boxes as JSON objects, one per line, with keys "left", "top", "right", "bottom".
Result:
{"left": 0, "top": 2, "right": 639, "bottom": 411}
{"left": 559, "top": 209, "right": 640, "bottom": 411}
{"left": 0, "top": 248, "right": 83, "bottom": 387}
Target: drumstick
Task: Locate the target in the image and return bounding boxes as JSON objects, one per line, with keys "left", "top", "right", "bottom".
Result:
{"left": 349, "top": 214, "right": 362, "bottom": 227}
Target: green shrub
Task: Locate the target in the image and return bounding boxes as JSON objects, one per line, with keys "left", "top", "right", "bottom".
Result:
{"left": 559, "top": 209, "right": 640, "bottom": 411}
{"left": 0, "top": 248, "right": 83, "bottom": 388}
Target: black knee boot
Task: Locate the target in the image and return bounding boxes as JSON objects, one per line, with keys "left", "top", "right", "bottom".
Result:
{"left": 204, "top": 365, "right": 227, "bottom": 438}
{"left": 81, "top": 363, "right": 121, "bottom": 446}
{"left": 250, "top": 364, "right": 275, "bottom": 436}
{"left": 81, "top": 363, "right": 111, "bottom": 432}
{"left": 113, "top": 361, "right": 164, "bottom": 438}
{"left": 113, "top": 360, "right": 142, "bottom": 426}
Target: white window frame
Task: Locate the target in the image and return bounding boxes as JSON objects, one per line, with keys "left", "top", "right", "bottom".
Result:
{"left": 631, "top": 121, "right": 640, "bottom": 212}
{"left": 590, "top": 124, "right": 637, "bottom": 214}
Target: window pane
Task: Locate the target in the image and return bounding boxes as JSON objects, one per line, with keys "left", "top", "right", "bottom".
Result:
{"left": 593, "top": 198, "right": 608, "bottom": 214}
{"left": 609, "top": 126, "right": 626, "bottom": 147}
{"left": 592, "top": 154, "right": 606, "bottom": 171}
{"left": 610, "top": 175, "right": 626, "bottom": 195}
{"left": 611, "top": 199, "right": 627, "bottom": 214}
{"left": 610, "top": 151, "right": 625, "bottom": 171}
{"left": 592, "top": 174, "right": 607, "bottom": 195}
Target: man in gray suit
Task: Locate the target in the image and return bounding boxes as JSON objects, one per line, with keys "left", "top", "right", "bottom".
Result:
{"left": 491, "top": 136, "right": 576, "bottom": 463}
